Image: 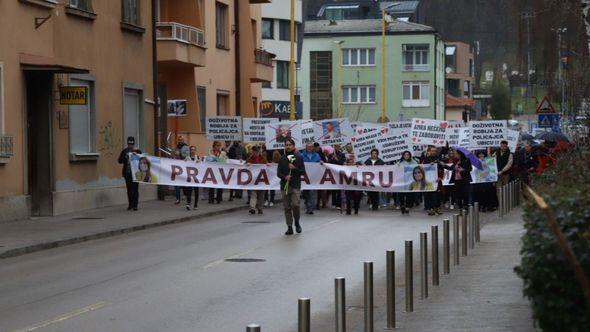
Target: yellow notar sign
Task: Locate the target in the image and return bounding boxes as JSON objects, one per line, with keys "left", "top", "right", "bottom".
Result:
{"left": 59, "top": 86, "right": 88, "bottom": 105}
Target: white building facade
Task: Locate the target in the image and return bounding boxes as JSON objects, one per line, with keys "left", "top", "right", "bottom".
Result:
{"left": 260, "top": 0, "right": 303, "bottom": 119}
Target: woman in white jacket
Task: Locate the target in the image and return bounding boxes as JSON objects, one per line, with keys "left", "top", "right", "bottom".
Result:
{"left": 183, "top": 146, "right": 201, "bottom": 210}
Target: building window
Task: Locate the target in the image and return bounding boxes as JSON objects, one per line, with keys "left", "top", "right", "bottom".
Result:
{"left": 197, "top": 86, "right": 207, "bottom": 132}
{"left": 122, "top": 0, "right": 139, "bottom": 25}
{"left": 342, "top": 48, "right": 375, "bottom": 67}
{"left": 276, "top": 61, "right": 290, "bottom": 89}
{"left": 310, "top": 51, "right": 333, "bottom": 120}
{"left": 463, "top": 81, "right": 471, "bottom": 98}
{"left": 69, "top": 78, "right": 96, "bottom": 154}
{"left": 262, "top": 81, "right": 271, "bottom": 88}
{"left": 469, "top": 59, "right": 474, "bottom": 77}
{"left": 445, "top": 45, "right": 457, "bottom": 73}
{"left": 215, "top": 1, "right": 229, "bottom": 49}
{"left": 262, "top": 19, "right": 274, "bottom": 39}
{"left": 216, "top": 93, "right": 229, "bottom": 116}
{"left": 446, "top": 78, "right": 460, "bottom": 97}
{"left": 123, "top": 87, "right": 143, "bottom": 149}
{"left": 402, "top": 82, "right": 430, "bottom": 107}
{"left": 278, "top": 20, "right": 300, "bottom": 42}
{"left": 69, "top": 0, "right": 93, "bottom": 11}
{"left": 402, "top": 44, "right": 429, "bottom": 71}
{"left": 342, "top": 85, "right": 376, "bottom": 104}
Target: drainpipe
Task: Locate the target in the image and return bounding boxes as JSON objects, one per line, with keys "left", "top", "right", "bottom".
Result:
{"left": 434, "top": 34, "right": 438, "bottom": 120}
{"left": 234, "top": 0, "right": 241, "bottom": 116}
{"left": 152, "top": 0, "right": 165, "bottom": 200}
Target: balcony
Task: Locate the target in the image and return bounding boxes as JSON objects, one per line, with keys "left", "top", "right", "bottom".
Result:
{"left": 156, "top": 22, "right": 206, "bottom": 67}
{"left": 0, "top": 135, "right": 14, "bottom": 160}
{"left": 252, "top": 48, "right": 274, "bottom": 83}
{"left": 402, "top": 64, "right": 430, "bottom": 72}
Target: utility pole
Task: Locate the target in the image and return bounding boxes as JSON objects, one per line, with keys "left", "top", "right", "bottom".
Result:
{"left": 554, "top": 27, "right": 567, "bottom": 115}
{"left": 523, "top": 12, "right": 534, "bottom": 115}
{"left": 289, "top": 0, "right": 296, "bottom": 120}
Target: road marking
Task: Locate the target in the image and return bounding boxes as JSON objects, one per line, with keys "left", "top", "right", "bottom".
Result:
{"left": 12, "top": 302, "right": 109, "bottom": 332}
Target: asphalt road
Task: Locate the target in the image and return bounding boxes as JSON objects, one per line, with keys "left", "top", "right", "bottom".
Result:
{"left": 0, "top": 204, "right": 456, "bottom": 332}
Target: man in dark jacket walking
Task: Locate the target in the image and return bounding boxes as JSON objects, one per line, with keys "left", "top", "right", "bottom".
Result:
{"left": 277, "top": 138, "right": 306, "bottom": 235}
{"left": 118, "top": 136, "right": 142, "bottom": 211}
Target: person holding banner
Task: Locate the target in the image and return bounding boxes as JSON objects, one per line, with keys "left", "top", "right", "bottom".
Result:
{"left": 397, "top": 151, "right": 417, "bottom": 215}
{"left": 301, "top": 143, "right": 321, "bottom": 215}
{"left": 277, "top": 138, "right": 306, "bottom": 235}
{"left": 205, "top": 141, "right": 227, "bottom": 204}
{"left": 473, "top": 151, "right": 498, "bottom": 212}
{"left": 421, "top": 147, "right": 443, "bottom": 216}
{"left": 364, "top": 149, "right": 385, "bottom": 211}
{"left": 327, "top": 144, "right": 346, "bottom": 210}
{"left": 118, "top": 136, "right": 142, "bottom": 211}
{"left": 246, "top": 146, "right": 268, "bottom": 215}
{"left": 183, "top": 146, "right": 200, "bottom": 210}
{"left": 344, "top": 154, "right": 363, "bottom": 215}
{"left": 440, "top": 149, "right": 472, "bottom": 209}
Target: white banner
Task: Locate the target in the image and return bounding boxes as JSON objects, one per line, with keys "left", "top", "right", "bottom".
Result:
{"left": 388, "top": 121, "right": 413, "bottom": 131}
{"left": 206, "top": 116, "right": 242, "bottom": 141}
{"left": 243, "top": 118, "right": 278, "bottom": 143}
{"left": 377, "top": 128, "right": 410, "bottom": 163}
{"left": 411, "top": 118, "right": 448, "bottom": 147}
{"left": 441, "top": 157, "right": 498, "bottom": 185}
{"left": 506, "top": 129, "right": 519, "bottom": 152}
{"left": 313, "top": 118, "right": 354, "bottom": 146}
{"left": 351, "top": 130, "right": 381, "bottom": 162}
{"left": 469, "top": 120, "right": 507, "bottom": 149}
{"left": 265, "top": 120, "right": 303, "bottom": 150}
{"left": 458, "top": 128, "right": 470, "bottom": 148}
{"left": 445, "top": 127, "right": 462, "bottom": 147}
{"left": 130, "top": 154, "right": 439, "bottom": 192}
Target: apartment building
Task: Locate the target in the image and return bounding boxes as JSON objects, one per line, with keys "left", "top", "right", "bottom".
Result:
{"left": 444, "top": 41, "right": 475, "bottom": 121}
{"left": 0, "top": 0, "right": 156, "bottom": 221}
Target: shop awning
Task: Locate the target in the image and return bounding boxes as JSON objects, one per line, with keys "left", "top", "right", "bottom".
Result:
{"left": 20, "top": 53, "right": 89, "bottom": 74}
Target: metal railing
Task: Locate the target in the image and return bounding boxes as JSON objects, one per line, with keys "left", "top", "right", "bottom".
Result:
{"left": 0, "top": 135, "right": 14, "bottom": 158}
{"left": 156, "top": 22, "right": 205, "bottom": 47}
{"left": 254, "top": 48, "right": 273, "bottom": 67}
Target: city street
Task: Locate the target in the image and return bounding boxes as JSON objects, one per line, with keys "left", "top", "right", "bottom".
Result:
{"left": 0, "top": 205, "right": 458, "bottom": 332}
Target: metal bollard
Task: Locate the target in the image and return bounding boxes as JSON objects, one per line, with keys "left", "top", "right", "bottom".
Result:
{"left": 247, "top": 324, "right": 261, "bottom": 332}
{"left": 461, "top": 209, "right": 468, "bottom": 256}
{"left": 420, "top": 232, "right": 428, "bottom": 299}
{"left": 431, "top": 225, "right": 439, "bottom": 285}
{"left": 452, "top": 214, "right": 460, "bottom": 265}
{"left": 386, "top": 250, "right": 396, "bottom": 329}
{"left": 468, "top": 205, "right": 475, "bottom": 249}
{"left": 504, "top": 185, "right": 508, "bottom": 215}
{"left": 335, "top": 277, "right": 346, "bottom": 332}
{"left": 405, "top": 241, "right": 413, "bottom": 312}
{"left": 509, "top": 182, "right": 513, "bottom": 211}
{"left": 498, "top": 185, "right": 503, "bottom": 218}
{"left": 364, "top": 262, "right": 374, "bottom": 332}
{"left": 474, "top": 202, "right": 480, "bottom": 243}
{"left": 443, "top": 219, "right": 450, "bottom": 274}
{"left": 298, "top": 298, "right": 310, "bottom": 332}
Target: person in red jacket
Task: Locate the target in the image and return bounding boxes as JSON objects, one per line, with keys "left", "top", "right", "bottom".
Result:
{"left": 246, "top": 145, "right": 268, "bottom": 214}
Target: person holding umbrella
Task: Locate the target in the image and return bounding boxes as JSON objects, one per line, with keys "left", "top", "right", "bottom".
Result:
{"left": 439, "top": 149, "right": 473, "bottom": 210}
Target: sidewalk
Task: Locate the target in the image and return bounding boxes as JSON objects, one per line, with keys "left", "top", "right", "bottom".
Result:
{"left": 372, "top": 209, "right": 535, "bottom": 331}
{"left": 0, "top": 192, "right": 262, "bottom": 259}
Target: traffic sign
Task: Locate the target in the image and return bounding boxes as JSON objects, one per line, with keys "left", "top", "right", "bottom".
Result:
{"left": 538, "top": 113, "right": 560, "bottom": 128}
{"left": 536, "top": 96, "right": 556, "bottom": 114}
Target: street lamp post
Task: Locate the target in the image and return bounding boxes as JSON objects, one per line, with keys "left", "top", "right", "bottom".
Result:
{"left": 554, "top": 27, "right": 567, "bottom": 116}
{"left": 334, "top": 40, "right": 345, "bottom": 118}
{"left": 289, "top": 0, "right": 296, "bottom": 121}
{"left": 380, "top": 3, "right": 400, "bottom": 123}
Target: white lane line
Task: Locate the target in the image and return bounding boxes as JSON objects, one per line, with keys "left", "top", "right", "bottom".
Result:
{"left": 11, "top": 302, "right": 110, "bottom": 332}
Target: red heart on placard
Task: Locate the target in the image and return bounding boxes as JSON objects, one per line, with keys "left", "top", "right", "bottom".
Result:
{"left": 381, "top": 127, "right": 389, "bottom": 134}
{"left": 358, "top": 130, "right": 363, "bottom": 135}
{"left": 412, "top": 137, "right": 417, "bottom": 142}
{"left": 440, "top": 122, "right": 448, "bottom": 129}
{"left": 351, "top": 137, "right": 357, "bottom": 142}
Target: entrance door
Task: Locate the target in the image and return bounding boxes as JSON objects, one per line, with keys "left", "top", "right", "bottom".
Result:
{"left": 25, "top": 72, "right": 53, "bottom": 216}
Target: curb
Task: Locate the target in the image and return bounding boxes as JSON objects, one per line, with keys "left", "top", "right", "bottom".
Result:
{"left": 0, "top": 203, "right": 254, "bottom": 260}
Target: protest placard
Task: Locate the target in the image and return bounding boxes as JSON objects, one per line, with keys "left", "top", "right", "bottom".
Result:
{"left": 313, "top": 118, "right": 354, "bottom": 146}
{"left": 264, "top": 120, "right": 303, "bottom": 150}
{"left": 469, "top": 120, "right": 507, "bottom": 149}
{"left": 388, "top": 121, "right": 413, "bottom": 135}
{"left": 242, "top": 118, "right": 278, "bottom": 142}
{"left": 410, "top": 118, "right": 448, "bottom": 146}
{"left": 377, "top": 128, "right": 410, "bottom": 162}
{"left": 506, "top": 129, "right": 519, "bottom": 152}
{"left": 458, "top": 128, "right": 471, "bottom": 148}
{"left": 351, "top": 129, "right": 381, "bottom": 162}
{"left": 411, "top": 144, "right": 425, "bottom": 156}
{"left": 206, "top": 116, "right": 242, "bottom": 141}
{"left": 301, "top": 120, "right": 315, "bottom": 145}
{"left": 445, "top": 127, "right": 461, "bottom": 147}
{"left": 352, "top": 122, "right": 387, "bottom": 135}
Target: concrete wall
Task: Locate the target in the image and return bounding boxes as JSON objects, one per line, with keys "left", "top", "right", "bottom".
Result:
{"left": 301, "top": 32, "right": 444, "bottom": 122}
{"left": 0, "top": 0, "right": 156, "bottom": 221}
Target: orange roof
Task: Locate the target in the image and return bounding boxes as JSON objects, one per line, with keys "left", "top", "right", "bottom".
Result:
{"left": 446, "top": 94, "right": 475, "bottom": 108}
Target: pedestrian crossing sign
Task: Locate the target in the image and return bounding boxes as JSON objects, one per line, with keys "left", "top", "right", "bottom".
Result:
{"left": 538, "top": 113, "right": 559, "bottom": 128}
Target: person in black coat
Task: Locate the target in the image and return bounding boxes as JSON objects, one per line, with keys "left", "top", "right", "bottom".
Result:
{"left": 277, "top": 138, "right": 307, "bottom": 235}
{"left": 440, "top": 149, "right": 472, "bottom": 210}
{"left": 327, "top": 144, "right": 346, "bottom": 209}
{"left": 364, "top": 148, "right": 385, "bottom": 211}
{"left": 118, "top": 136, "right": 142, "bottom": 211}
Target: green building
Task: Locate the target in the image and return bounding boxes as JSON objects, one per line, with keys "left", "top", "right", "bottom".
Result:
{"left": 301, "top": 19, "right": 445, "bottom": 122}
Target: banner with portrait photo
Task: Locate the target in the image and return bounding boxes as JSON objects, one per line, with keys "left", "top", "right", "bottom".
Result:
{"left": 410, "top": 118, "right": 448, "bottom": 147}
{"left": 441, "top": 157, "right": 498, "bottom": 185}
{"left": 313, "top": 118, "right": 354, "bottom": 146}
{"left": 206, "top": 116, "right": 242, "bottom": 141}
{"left": 129, "top": 154, "right": 439, "bottom": 192}
{"left": 242, "top": 118, "right": 278, "bottom": 143}
{"left": 265, "top": 120, "right": 303, "bottom": 150}
{"left": 469, "top": 120, "right": 507, "bottom": 149}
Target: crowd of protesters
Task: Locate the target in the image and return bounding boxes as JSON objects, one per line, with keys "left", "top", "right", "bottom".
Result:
{"left": 119, "top": 133, "right": 572, "bottom": 235}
